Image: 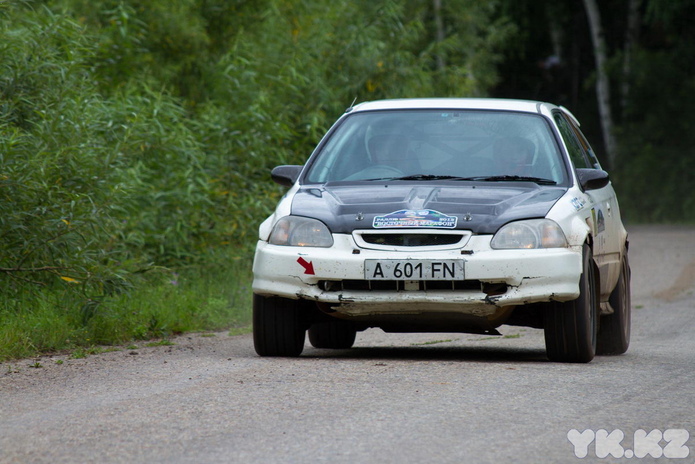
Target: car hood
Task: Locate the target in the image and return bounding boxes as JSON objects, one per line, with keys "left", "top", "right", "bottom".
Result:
{"left": 290, "top": 183, "right": 566, "bottom": 234}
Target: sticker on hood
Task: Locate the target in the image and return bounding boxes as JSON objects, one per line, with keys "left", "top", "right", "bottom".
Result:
{"left": 373, "top": 209, "right": 458, "bottom": 229}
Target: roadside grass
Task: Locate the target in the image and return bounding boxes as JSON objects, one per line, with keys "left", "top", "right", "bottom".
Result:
{"left": 411, "top": 339, "right": 456, "bottom": 346}
{"left": 477, "top": 333, "right": 523, "bottom": 341}
{"left": 0, "top": 253, "right": 253, "bottom": 362}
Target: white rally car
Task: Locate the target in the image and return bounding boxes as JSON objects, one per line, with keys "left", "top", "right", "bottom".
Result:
{"left": 252, "top": 98, "right": 630, "bottom": 363}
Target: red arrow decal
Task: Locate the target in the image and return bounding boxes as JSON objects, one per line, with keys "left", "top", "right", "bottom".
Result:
{"left": 297, "top": 257, "right": 315, "bottom": 275}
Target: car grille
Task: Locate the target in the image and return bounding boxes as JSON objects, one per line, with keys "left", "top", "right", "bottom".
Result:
{"left": 360, "top": 233, "right": 463, "bottom": 247}
{"left": 353, "top": 229, "right": 471, "bottom": 250}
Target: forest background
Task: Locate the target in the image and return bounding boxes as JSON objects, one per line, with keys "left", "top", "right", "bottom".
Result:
{"left": 1, "top": 0, "right": 693, "bottom": 360}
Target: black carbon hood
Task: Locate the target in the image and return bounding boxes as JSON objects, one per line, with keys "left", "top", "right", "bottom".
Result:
{"left": 290, "top": 183, "right": 566, "bottom": 235}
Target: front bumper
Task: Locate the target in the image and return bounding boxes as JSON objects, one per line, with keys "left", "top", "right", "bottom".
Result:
{"left": 252, "top": 234, "right": 582, "bottom": 319}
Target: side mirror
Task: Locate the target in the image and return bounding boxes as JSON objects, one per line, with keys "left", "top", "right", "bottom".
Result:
{"left": 270, "top": 165, "right": 303, "bottom": 187}
{"left": 576, "top": 168, "right": 610, "bottom": 191}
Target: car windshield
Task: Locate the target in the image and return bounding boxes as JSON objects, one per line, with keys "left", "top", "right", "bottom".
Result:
{"left": 304, "top": 109, "right": 568, "bottom": 185}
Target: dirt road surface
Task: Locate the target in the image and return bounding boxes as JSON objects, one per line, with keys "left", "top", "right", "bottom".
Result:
{"left": 2, "top": 225, "right": 694, "bottom": 463}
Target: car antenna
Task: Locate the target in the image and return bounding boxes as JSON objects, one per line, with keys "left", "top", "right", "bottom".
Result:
{"left": 346, "top": 97, "right": 357, "bottom": 113}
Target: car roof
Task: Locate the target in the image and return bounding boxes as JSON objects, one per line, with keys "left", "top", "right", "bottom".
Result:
{"left": 349, "top": 98, "right": 559, "bottom": 117}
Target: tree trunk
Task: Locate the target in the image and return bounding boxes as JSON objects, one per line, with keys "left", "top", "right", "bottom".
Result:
{"left": 582, "top": 0, "right": 617, "bottom": 168}
{"left": 621, "top": 0, "right": 641, "bottom": 116}
{"left": 433, "top": 0, "right": 445, "bottom": 71}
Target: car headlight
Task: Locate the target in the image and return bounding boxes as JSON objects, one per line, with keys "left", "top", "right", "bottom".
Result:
{"left": 269, "top": 216, "right": 334, "bottom": 247}
{"left": 490, "top": 219, "right": 568, "bottom": 249}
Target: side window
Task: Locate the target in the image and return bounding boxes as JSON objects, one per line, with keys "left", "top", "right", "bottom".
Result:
{"left": 569, "top": 123, "right": 602, "bottom": 169}
{"left": 554, "top": 113, "right": 591, "bottom": 169}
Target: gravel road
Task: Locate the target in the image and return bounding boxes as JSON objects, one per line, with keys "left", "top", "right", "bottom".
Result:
{"left": 1, "top": 225, "right": 694, "bottom": 464}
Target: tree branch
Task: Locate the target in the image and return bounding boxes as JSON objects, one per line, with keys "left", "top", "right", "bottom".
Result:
{"left": 0, "top": 266, "right": 67, "bottom": 273}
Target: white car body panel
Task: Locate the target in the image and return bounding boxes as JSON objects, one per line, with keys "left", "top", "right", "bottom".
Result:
{"left": 252, "top": 98, "right": 628, "bottom": 333}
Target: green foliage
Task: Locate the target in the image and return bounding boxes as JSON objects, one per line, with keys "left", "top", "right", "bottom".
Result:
{"left": 0, "top": 4, "right": 217, "bottom": 301}
{"left": 0, "top": 5, "right": 129, "bottom": 294}
{"left": 612, "top": 6, "right": 695, "bottom": 223}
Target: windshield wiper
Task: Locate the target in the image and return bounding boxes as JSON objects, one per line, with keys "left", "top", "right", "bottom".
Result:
{"left": 363, "top": 177, "right": 400, "bottom": 181}
{"left": 363, "top": 174, "right": 466, "bottom": 181}
{"left": 362, "top": 174, "right": 557, "bottom": 185}
{"left": 390, "top": 174, "right": 464, "bottom": 181}
{"left": 466, "top": 175, "right": 557, "bottom": 185}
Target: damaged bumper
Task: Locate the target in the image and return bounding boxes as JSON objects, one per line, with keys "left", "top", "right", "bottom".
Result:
{"left": 252, "top": 234, "right": 583, "bottom": 318}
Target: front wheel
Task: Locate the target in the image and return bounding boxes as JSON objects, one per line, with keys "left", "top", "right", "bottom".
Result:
{"left": 253, "top": 295, "right": 306, "bottom": 357}
{"left": 544, "top": 244, "right": 598, "bottom": 363}
{"left": 308, "top": 320, "right": 357, "bottom": 349}
{"left": 596, "top": 252, "right": 631, "bottom": 355}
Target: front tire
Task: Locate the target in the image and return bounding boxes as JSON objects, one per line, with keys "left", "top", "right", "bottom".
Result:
{"left": 544, "top": 244, "right": 599, "bottom": 363}
{"left": 596, "top": 252, "right": 631, "bottom": 355}
{"left": 253, "top": 294, "right": 306, "bottom": 357}
{"left": 308, "top": 320, "right": 357, "bottom": 349}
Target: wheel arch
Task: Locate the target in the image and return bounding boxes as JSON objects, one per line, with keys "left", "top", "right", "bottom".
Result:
{"left": 583, "top": 236, "right": 601, "bottom": 303}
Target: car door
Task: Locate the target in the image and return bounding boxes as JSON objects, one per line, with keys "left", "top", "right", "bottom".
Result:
{"left": 553, "top": 111, "right": 622, "bottom": 300}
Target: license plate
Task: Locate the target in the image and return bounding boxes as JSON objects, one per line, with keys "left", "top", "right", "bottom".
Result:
{"left": 364, "top": 260, "right": 464, "bottom": 280}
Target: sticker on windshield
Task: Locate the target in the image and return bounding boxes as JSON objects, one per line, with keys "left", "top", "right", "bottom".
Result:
{"left": 373, "top": 210, "right": 458, "bottom": 229}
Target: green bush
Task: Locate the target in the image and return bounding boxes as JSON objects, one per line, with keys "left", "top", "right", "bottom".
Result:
{"left": 613, "top": 48, "right": 695, "bottom": 223}
{"left": 0, "top": 6, "right": 128, "bottom": 294}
